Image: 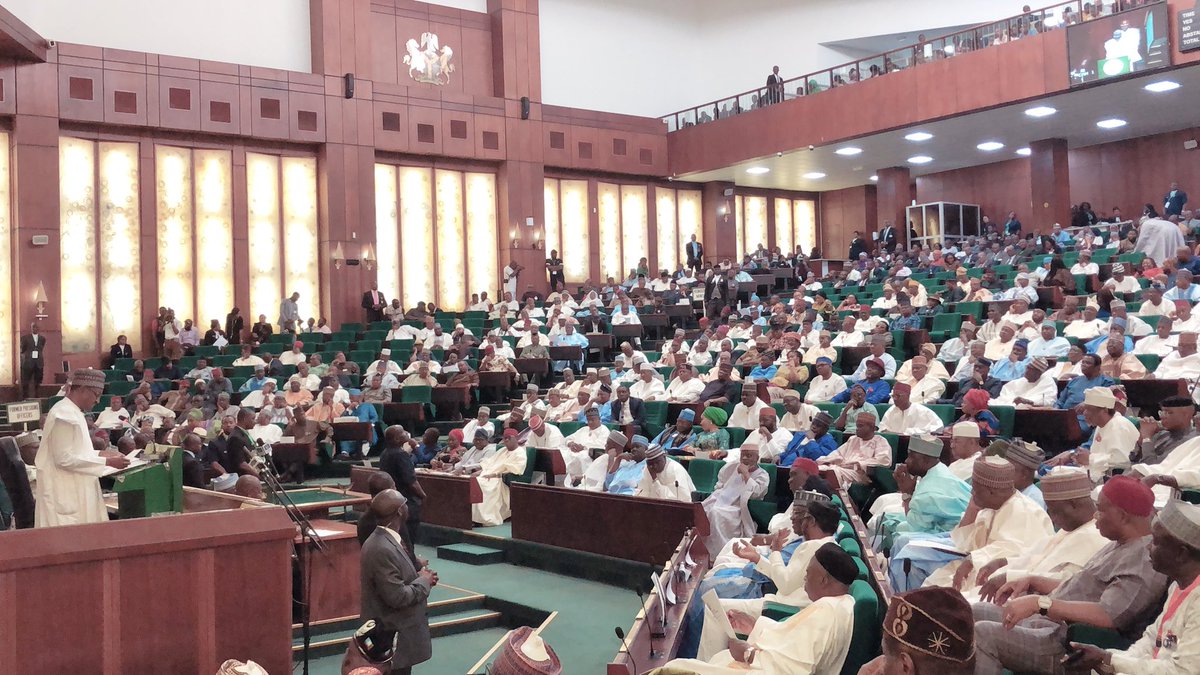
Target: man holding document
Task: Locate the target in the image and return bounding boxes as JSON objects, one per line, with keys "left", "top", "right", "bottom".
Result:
{"left": 34, "top": 368, "right": 133, "bottom": 527}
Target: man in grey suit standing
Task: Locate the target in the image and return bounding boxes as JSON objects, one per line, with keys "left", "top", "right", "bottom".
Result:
{"left": 360, "top": 490, "right": 437, "bottom": 674}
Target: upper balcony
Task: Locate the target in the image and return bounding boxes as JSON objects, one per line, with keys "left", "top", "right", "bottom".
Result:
{"left": 663, "top": 0, "right": 1199, "bottom": 184}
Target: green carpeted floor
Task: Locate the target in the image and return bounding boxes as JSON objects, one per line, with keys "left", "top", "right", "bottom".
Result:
{"left": 305, "top": 543, "right": 635, "bottom": 673}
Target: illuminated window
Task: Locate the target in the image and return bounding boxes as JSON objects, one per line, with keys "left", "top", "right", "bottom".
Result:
{"left": 0, "top": 132, "right": 11, "bottom": 381}
{"left": 245, "top": 153, "right": 321, "bottom": 325}
{"left": 375, "top": 164, "right": 498, "bottom": 310}
{"left": 543, "top": 178, "right": 590, "bottom": 284}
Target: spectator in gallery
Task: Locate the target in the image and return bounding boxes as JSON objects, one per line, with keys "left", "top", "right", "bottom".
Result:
{"left": 765, "top": 65, "right": 784, "bottom": 104}
{"left": 224, "top": 307, "right": 244, "bottom": 345}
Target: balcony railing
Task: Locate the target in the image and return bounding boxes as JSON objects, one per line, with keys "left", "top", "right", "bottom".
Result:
{"left": 661, "top": 0, "right": 1160, "bottom": 132}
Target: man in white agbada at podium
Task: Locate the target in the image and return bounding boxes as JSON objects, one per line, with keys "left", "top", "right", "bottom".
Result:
{"left": 34, "top": 368, "right": 131, "bottom": 527}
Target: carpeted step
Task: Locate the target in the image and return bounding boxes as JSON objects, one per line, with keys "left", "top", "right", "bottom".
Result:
{"left": 292, "top": 603, "right": 501, "bottom": 655}
{"left": 437, "top": 543, "right": 505, "bottom": 565}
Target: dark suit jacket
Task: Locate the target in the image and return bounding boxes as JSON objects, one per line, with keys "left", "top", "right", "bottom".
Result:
{"left": 703, "top": 274, "right": 726, "bottom": 303}
{"left": 19, "top": 334, "right": 45, "bottom": 369}
{"left": 362, "top": 290, "right": 386, "bottom": 310}
{"left": 181, "top": 450, "right": 206, "bottom": 488}
{"left": 360, "top": 527, "right": 432, "bottom": 668}
{"left": 687, "top": 241, "right": 704, "bottom": 264}
{"left": 109, "top": 343, "right": 133, "bottom": 363}
{"left": 0, "top": 437, "right": 34, "bottom": 529}
{"left": 879, "top": 226, "right": 898, "bottom": 252}
{"left": 1166, "top": 190, "right": 1189, "bottom": 216}
{"left": 578, "top": 316, "right": 608, "bottom": 334}
{"left": 608, "top": 396, "right": 646, "bottom": 429}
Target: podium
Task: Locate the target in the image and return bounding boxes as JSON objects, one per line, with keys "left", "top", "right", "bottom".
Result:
{"left": 112, "top": 447, "right": 184, "bottom": 518}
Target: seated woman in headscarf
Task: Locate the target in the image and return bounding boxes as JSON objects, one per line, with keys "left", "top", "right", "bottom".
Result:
{"left": 680, "top": 406, "right": 730, "bottom": 458}
{"left": 767, "top": 348, "right": 808, "bottom": 402}
{"left": 430, "top": 428, "right": 466, "bottom": 471}
{"left": 958, "top": 388, "right": 1000, "bottom": 437}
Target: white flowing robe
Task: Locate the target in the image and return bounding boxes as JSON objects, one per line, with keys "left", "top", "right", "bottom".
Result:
{"left": 1133, "top": 217, "right": 1187, "bottom": 266}
{"left": 471, "top": 447, "right": 528, "bottom": 526}
{"left": 961, "top": 519, "right": 1107, "bottom": 602}
{"left": 633, "top": 460, "right": 695, "bottom": 502}
{"left": 34, "top": 397, "right": 112, "bottom": 527}
{"left": 1087, "top": 414, "right": 1140, "bottom": 481}
{"left": 1109, "top": 579, "right": 1200, "bottom": 675}
{"left": 703, "top": 463, "right": 770, "bottom": 558}
{"left": 559, "top": 424, "right": 609, "bottom": 482}
{"left": 923, "top": 491, "right": 1053, "bottom": 591}
{"left": 878, "top": 403, "right": 944, "bottom": 435}
{"left": 666, "top": 594, "right": 854, "bottom": 674}
{"left": 994, "top": 373, "right": 1059, "bottom": 407}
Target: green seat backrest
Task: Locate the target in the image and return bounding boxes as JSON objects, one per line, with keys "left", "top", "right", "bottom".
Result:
{"left": 727, "top": 427, "right": 748, "bottom": 448}
{"left": 350, "top": 349, "right": 376, "bottom": 363}
{"left": 687, "top": 458, "right": 725, "bottom": 495}
{"left": 878, "top": 432, "right": 903, "bottom": 466}
{"left": 401, "top": 385, "right": 432, "bottom": 403}
{"left": 558, "top": 421, "right": 583, "bottom": 437}
{"left": 1136, "top": 354, "right": 1161, "bottom": 372}
{"left": 842, "top": 580, "right": 883, "bottom": 675}
{"left": 990, "top": 404, "right": 1016, "bottom": 436}
{"left": 931, "top": 312, "right": 962, "bottom": 333}
{"left": 643, "top": 401, "right": 668, "bottom": 426}
{"left": 504, "top": 447, "right": 538, "bottom": 486}
{"left": 107, "top": 380, "right": 137, "bottom": 397}
{"left": 954, "top": 302, "right": 983, "bottom": 320}
{"left": 927, "top": 404, "right": 956, "bottom": 427}
{"left": 115, "top": 357, "right": 137, "bottom": 371}
{"left": 340, "top": 323, "right": 365, "bottom": 333}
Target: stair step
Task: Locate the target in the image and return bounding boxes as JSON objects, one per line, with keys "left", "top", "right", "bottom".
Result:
{"left": 437, "top": 543, "right": 505, "bottom": 565}
{"left": 291, "top": 607, "right": 502, "bottom": 655}
{"left": 292, "top": 594, "right": 486, "bottom": 632}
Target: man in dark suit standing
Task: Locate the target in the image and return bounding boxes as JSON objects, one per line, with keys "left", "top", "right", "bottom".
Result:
{"left": 179, "top": 432, "right": 207, "bottom": 489}
{"left": 686, "top": 234, "right": 704, "bottom": 273}
{"left": 1165, "top": 181, "right": 1189, "bottom": 217}
{"left": 360, "top": 489, "right": 436, "bottom": 675}
{"left": 703, "top": 268, "right": 728, "bottom": 320}
{"left": 878, "top": 220, "right": 898, "bottom": 254}
{"left": 19, "top": 323, "right": 45, "bottom": 399}
{"left": 847, "top": 231, "right": 868, "bottom": 260}
{"left": 765, "top": 65, "right": 784, "bottom": 104}
{"left": 609, "top": 384, "right": 645, "bottom": 437}
{"left": 362, "top": 282, "right": 386, "bottom": 324}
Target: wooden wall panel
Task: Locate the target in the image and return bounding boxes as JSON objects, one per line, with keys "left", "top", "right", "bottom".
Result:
{"left": 916, "top": 157, "right": 1032, "bottom": 224}
{"left": 819, "top": 186, "right": 876, "bottom": 260}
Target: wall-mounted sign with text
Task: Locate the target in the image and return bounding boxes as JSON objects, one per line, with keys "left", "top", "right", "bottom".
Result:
{"left": 1180, "top": 2, "right": 1200, "bottom": 53}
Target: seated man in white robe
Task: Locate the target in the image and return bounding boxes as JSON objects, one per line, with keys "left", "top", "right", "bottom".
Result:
{"left": 366, "top": 348, "right": 404, "bottom": 376}
{"left": 629, "top": 362, "right": 667, "bottom": 402}
{"left": 249, "top": 411, "right": 283, "bottom": 445}
{"left": 947, "top": 421, "right": 985, "bottom": 480}
{"left": 818, "top": 413, "right": 893, "bottom": 487}
{"left": 703, "top": 444, "right": 770, "bottom": 558}
{"left": 1133, "top": 317, "right": 1178, "bottom": 356}
{"left": 558, "top": 406, "right": 611, "bottom": 486}
{"left": 778, "top": 390, "right": 820, "bottom": 433}
{"left": 1154, "top": 331, "right": 1200, "bottom": 381}
{"left": 728, "top": 387, "right": 769, "bottom": 431}
{"left": 890, "top": 456, "right": 1052, "bottom": 592}
{"left": 667, "top": 542, "right": 857, "bottom": 674}
{"left": 664, "top": 365, "right": 705, "bottom": 403}
{"left": 95, "top": 395, "right": 131, "bottom": 430}
{"left": 730, "top": 407, "right": 791, "bottom": 464}
{"left": 469, "top": 429, "right": 528, "bottom": 526}
{"left": 969, "top": 467, "right": 1109, "bottom": 603}
{"left": 521, "top": 412, "right": 563, "bottom": 454}
{"left": 696, "top": 496, "right": 840, "bottom": 658}
{"left": 803, "top": 357, "right": 847, "bottom": 403}
{"left": 1044, "top": 386, "right": 1140, "bottom": 482}
{"left": 994, "top": 356, "right": 1057, "bottom": 407}
{"left": 633, "top": 443, "right": 695, "bottom": 502}
{"left": 878, "top": 382, "right": 944, "bottom": 435}
{"left": 1063, "top": 305, "right": 1107, "bottom": 341}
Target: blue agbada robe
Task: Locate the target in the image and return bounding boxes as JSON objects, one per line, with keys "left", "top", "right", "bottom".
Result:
{"left": 653, "top": 427, "right": 697, "bottom": 456}
{"left": 551, "top": 331, "right": 589, "bottom": 371}
{"left": 777, "top": 431, "right": 838, "bottom": 466}
{"left": 605, "top": 460, "right": 646, "bottom": 495}
{"left": 337, "top": 402, "right": 380, "bottom": 455}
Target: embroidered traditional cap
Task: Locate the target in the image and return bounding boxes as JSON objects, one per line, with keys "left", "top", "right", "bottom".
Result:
{"left": 792, "top": 458, "right": 820, "bottom": 476}
{"left": 1004, "top": 440, "right": 1044, "bottom": 470}
{"left": 678, "top": 408, "right": 696, "bottom": 422}
{"left": 526, "top": 383, "right": 539, "bottom": 392}
{"left": 1040, "top": 467, "right": 1094, "bottom": 501}
{"left": 855, "top": 410, "right": 876, "bottom": 424}
{"left": 584, "top": 406, "right": 601, "bottom": 418}
{"left": 528, "top": 415, "right": 543, "bottom": 431}
{"left": 883, "top": 587, "right": 975, "bottom": 663}
{"left": 70, "top": 368, "right": 106, "bottom": 390}
{"left": 892, "top": 382, "right": 912, "bottom": 395}
{"left": 479, "top": 406, "right": 492, "bottom": 415}
{"left": 908, "top": 434, "right": 943, "bottom": 458}
{"left": 1112, "top": 263, "right": 1126, "bottom": 274}
{"left": 1028, "top": 357, "right": 1049, "bottom": 372}
{"left": 630, "top": 435, "right": 649, "bottom": 448}
{"left": 607, "top": 430, "right": 627, "bottom": 446}
{"left": 643, "top": 444, "right": 665, "bottom": 461}
{"left": 1083, "top": 387, "right": 1117, "bottom": 409}
{"left": 794, "top": 489, "right": 832, "bottom": 506}
{"left": 1158, "top": 499, "right": 1200, "bottom": 548}
{"left": 701, "top": 406, "right": 728, "bottom": 426}
{"left": 951, "top": 421, "right": 980, "bottom": 439}
{"left": 758, "top": 407, "right": 777, "bottom": 419}
{"left": 972, "top": 456, "right": 1015, "bottom": 489}
{"left": 782, "top": 390, "right": 801, "bottom": 401}
{"left": 813, "top": 411, "right": 834, "bottom": 427}
{"left": 381, "top": 348, "right": 392, "bottom": 356}
{"left": 488, "top": 625, "right": 562, "bottom": 675}
{"left": 503, "top": 428, "right": 519, "bottom": 439}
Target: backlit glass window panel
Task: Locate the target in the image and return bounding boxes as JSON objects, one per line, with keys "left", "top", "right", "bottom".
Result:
{"left": 374, "top": 164, "right": 400, "bottom": 300}
{"left": 543, "top": 178, "right": 560, "bottom": 262}
{"left": 155, "top": 145, "right": 195, "bottom": 324}
{"left": 734, "top": 195, "right": 744, "bottom": 261}
{"left": 655, "top": 189, "right": 677, "bottom": 273}
{"left": 597, "top": 182, "right": 621, "bottom": 282}
{"left": 774, "top": 198, "right": 793, "bottom": 255}
{"left": 246, "top": 153, "right": 282, "bottom": 323}
{"left": 743, "top": 196, "right": 768, "bottom": 256}
{"left": 60, "top": 138, "right": 99, "bottom": 354}
{"left": 398, "top": 166, "right": 435, "bottom": 309}
{"left": 193, "top": 149, "right": 233, "bottom": 327}
{"left": 794, "top": 199, "right": 817, "bottom": 255}
{"left": 98, "top": 142, "right": 141, "bottom": 352}
{"left": 464, "top": 173, "right": 498, "bottom": 302}
{"left": 0, "top": 132, "right": 10, "bottom": 381}
{"left": 620, "top": 185, "right": 648, "bottom": 277}
{"left": 282, "top": 156, "right": 319, "bottom": 322}
{"left": 559, "top": 180, "right": 589, "bottom": 284}
{"left": 676, "top": 190, "right": 702, "bottom": 271}
{"left": 435, "top": 169, "right": 466, "bottom": 311}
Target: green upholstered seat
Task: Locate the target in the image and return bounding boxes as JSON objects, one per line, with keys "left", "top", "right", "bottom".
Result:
{"left": 687, "top": 458, "right": 724, "bottom": 497}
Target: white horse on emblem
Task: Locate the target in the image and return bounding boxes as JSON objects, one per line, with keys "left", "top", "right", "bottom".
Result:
{"left": 404, "top": 32, "right": 455, "bottom": 85}
{"left": 404, "top": 38, "right": 428, "bottom": 80}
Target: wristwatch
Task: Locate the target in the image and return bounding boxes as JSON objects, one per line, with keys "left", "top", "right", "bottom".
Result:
{"left": 1038, "top": 596, "right": 1053, "bottom": 616}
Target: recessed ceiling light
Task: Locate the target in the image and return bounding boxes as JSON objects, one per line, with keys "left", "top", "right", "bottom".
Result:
{"left": 977, "top": 141, "right": 1005, "bottom": 152}
{"left": 1096, "top": 118, "right": 1127, "bottom": 129}
{"left": 1024, "top": 106, "right": 1057, "bottom": 118}
{"left": 802, "top": 172, "right": 826, "bottom": 179}
{"left": 1144, "top": 80, "right": 1180, "bottom": 93}
{"left": 835, "top": 147, "right": 863, "bottom": 156}
{"left": 1015, "top": 147, "right": 1032, "bottom": 156}
{"left": 908, "top": 155, "right": 933, "bottom": 165}
{"left": 905, "top": 132, "right": 934, "bottom": 142}
{"left": 746, "top": 166, "right": 770, "bottom": 175}
{"left": 869, "top": 175, "right": 879, "bottom": 181}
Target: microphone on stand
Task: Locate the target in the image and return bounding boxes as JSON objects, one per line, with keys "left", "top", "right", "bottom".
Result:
{"left": 614, "top": 626, "right": 638, "bottom": 675}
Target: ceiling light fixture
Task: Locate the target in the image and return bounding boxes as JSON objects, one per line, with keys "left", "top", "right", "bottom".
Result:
{"left": 907, "top": 155, "right": 933, "bottom": 165}
{"left": 1015, "top": 147, "right": 1032, "bottom": 156}
{"left": 869, "top": 175, "right": 879, "bottom": 181}
{"left": 1024, "top": 106, "right": 1057, "bottom": 118}
{"left": 746, "top": 166, "right": 770, "bottom": 175}
{"left": 802, "top": 172, "right": 826, "bottom": 179}
{"left": 1096, "top": 118, "right": 1127, "bottom": 129}
{"left": 904, "top": 131, "right": 933, "bottom": 142}
{"left": 835, "top": 147, "right": 863, "bottom": 156}
{"left": 1144, "top": 80, "right": 1180, "bottom": 93}
{"left": 977, "top": 141, "right": 1005, "bottom": 151}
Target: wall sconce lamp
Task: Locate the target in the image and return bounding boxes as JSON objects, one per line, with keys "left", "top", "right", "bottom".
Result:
{"left": 34, "top": 282, "right": 49, "bottom": 320}
{"left": 332, "top": 242, "right": 346, "bottom": 270}
{"left": 510, "top": 227, "right": 519, "bottom": 248}
{"left": 362, "top": 245, "right": 376, "bottom": 272}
